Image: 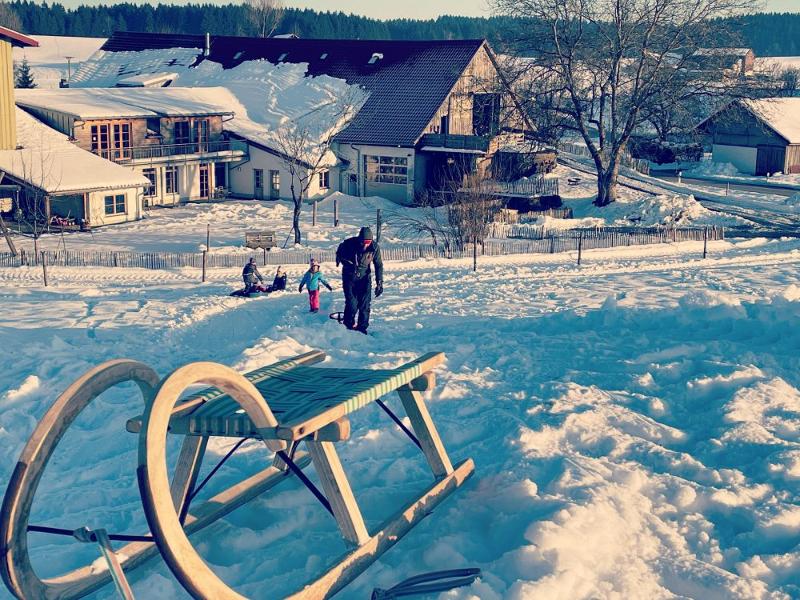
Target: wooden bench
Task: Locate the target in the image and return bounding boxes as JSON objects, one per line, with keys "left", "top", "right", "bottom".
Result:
{"left": 1, "top": 350, "right": 474, "bottom": 600}
{"left": 244, "top": 230, "right": 276, "bottom": 250}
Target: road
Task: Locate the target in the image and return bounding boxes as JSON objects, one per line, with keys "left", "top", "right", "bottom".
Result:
{"left": 559, "top": 155, "right": 800, "bottom": 232}
{"left": 651, "top": 171, "right": 798, "bottom": 199}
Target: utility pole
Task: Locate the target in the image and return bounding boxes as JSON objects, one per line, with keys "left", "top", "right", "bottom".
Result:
{"left": 65, "top": 56, "right": 74, "bottom": 84}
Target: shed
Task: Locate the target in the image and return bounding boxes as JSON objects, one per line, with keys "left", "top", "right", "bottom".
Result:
{"left": 698, "top": 98, "right": 800, "bottom": 176}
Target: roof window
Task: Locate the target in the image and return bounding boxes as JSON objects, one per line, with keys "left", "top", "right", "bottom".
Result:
{"left": 233, "top": 51, "right": 244, "bottom": 60}
{"left": 278, "top": 52, "right": 288, "bottom": 62}
{"left": 368, "top": 52, "right": 383, "bottom": 65}
{"left": 320, "top": 53, "right": 328, "bottom": 60}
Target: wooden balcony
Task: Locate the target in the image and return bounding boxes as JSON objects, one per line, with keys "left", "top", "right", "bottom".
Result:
{"left": 418, "top": 134, "right": 490, "bottom": 153}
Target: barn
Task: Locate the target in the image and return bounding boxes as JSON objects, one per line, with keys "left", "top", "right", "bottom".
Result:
{"left": 698, "top": 98, "right": 800, "bottom": 176}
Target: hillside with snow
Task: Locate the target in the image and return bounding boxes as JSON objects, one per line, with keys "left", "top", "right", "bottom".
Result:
{"left": 1, "top": 197, "right": 800, "bottom": 599}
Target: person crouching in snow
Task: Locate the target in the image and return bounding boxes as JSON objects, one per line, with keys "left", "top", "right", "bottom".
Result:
{"left": 299, "top": 262, "right": 332, "bottom": 313}
{"left": 271, "top": 266, "right": 287, "bottom": 291}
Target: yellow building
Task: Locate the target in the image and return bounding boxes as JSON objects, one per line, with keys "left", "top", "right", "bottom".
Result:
{"left": 0, "top": 26, "right": 38, "bottom": 150}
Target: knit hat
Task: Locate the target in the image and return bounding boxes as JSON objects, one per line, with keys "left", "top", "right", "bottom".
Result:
{"left": 359, "top": 227, "right": 373, "bottom": 241}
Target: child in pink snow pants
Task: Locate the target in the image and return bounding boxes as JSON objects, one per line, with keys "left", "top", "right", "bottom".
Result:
{"left": 299, "top": 262, "right": 332, "bottom": 313}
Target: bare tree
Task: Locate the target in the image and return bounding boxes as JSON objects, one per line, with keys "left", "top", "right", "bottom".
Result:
{"left": 493, "top": 0, "right": 759, "bottom": 205}
{"left": 271, "top": 93, "right": 360, "bottom": 245}
{"left": 390, "top": 169, "right": 500, "bottom": 270}
{"left": 0, "top": 2, "right": 22, "bottom": 31}
{"left": 245, "top": 0, "right": 284, "bottom": 38}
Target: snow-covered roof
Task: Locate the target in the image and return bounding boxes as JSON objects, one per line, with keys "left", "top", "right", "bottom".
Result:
{"left": 742, "top": 98, "right": 800, "bottom": 145}
{"left": 695, "top": 48, "right": 753, "bottom": 57}
{"left": 73, "top": 33, "right": 491, "bottom": 148}
{"left": 14, "top": 88, "right": 236, "bottom": 120}
{"left": 0, "top": 108, "right": 149, "bottom": 194}
{"left": 116, "top": 72, "right": 178, "bottom": 87}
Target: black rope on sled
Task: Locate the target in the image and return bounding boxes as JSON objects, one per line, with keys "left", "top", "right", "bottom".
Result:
{"left": 375, "top": 399, "right": 423, "bottom": 451}
{"left": 187, "top": 436, "right": 252, "bottom": 503}
{"left": 276, "top": 450, "right": 334, "bottom": 516}
{"left": 27, "top": 524, "right": 154, "bottom": 543}
{"left": 371, "top": 568, "right": 482, "bottom": 599}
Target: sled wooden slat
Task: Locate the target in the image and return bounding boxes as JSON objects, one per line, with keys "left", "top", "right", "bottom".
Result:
{"left": 128, "top": 351, "right": 445, "bottom": 443}
{"left": 125, "top": 349, "right": 327, "bottom": 434}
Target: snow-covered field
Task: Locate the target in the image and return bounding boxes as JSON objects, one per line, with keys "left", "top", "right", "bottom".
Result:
{"left": 20, "top": 194, "right": 402, "bottom": 254}
{"left": 3, "top": 224, "right": 800, "bottom": 598}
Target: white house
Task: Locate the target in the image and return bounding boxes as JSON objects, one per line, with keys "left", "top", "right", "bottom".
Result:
{"left": 0, "top": 107, "right": 148, "bottom": 227}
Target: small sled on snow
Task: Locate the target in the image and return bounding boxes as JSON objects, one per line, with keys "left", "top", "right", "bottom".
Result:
{"left": 0, "top": 350, "right": 474, "bottom": 599}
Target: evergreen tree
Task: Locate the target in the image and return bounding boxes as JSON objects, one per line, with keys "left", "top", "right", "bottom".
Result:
{"left": 14, "top": 58, "right": 36, "bottom": 89}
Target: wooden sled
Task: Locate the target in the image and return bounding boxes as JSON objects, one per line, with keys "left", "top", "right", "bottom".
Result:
{"left": 0, "top": 350, "right": 474, "bottom": 599}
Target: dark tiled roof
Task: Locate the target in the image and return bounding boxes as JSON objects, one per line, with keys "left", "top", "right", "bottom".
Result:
{"left": 99, "top": 32, "right": 486, "bottom": 147}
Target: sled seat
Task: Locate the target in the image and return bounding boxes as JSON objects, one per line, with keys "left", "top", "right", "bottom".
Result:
{"left": 126, "top": 350, "right": 443, "bottom": 442}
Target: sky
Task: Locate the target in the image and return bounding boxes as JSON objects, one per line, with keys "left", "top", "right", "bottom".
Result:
{"left": 53, "top": 0, "right": 800, "bottom": 18}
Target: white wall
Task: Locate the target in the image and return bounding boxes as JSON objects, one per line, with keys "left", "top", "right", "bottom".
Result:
{"left": 712, "top": 144, "right": 758, "bottom": 175}
{"left": 334, "top": 143, "right": 416, "bottom": 205}
{"left": 229, "top": 143, "right": 332, "bottom": 201}
{"left": 87, "top": 186, "right": 143, "bottom": 226}
{"left": 137, "top": 162, "right": 219, "bottom": 207}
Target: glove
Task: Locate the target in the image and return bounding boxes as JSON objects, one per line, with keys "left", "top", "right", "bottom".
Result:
{"left": 325, "top": 283, "right": 333, "bottom": 291}
{"left": 298, "top": 285, "right": 304, "bottom": 293}
{"left": 375, "top": 283, "right": 383, "bottom": 298}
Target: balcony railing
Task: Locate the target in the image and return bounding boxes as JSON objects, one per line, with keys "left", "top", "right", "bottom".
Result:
{"left": 96, "top": 140, "right": 248, "bottom": 163}
{"left": 419, "top": 134, "right": 490, "bottom": 153}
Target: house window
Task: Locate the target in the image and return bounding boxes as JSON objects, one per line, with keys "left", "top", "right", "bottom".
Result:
{"left": 146, "top": 117, "right": 161, "bottom": 137}
{"left": 113, "top": 123, "right": 131, "bottom": 159}
{"left": 143, "top": 168, "right": 157, "bottom": 197}
{"left": 473, "top": 93, "right": 501, "bottom": 137}
{"left": 318, "top": 169, "right": 330, "bottom": 189}
{"left": 104, "top": 193, "right": 126, "bottom": 215}
{"left": 91, "top": 124, "right": 110, "bottom": 154}
{"left": 193, "top": 119, "right": 209, "bottom": 151}
{"left": 364, "top": 155, "right": 408, "bottom": 185}
{"left": 174, "top": 121, "right": 191, "bottom": 146}
{"left": 165, "top": 166, "right": 179, "bottom": 194}
{"left": 270, "top": 170, "right": 280, "bottom": 198}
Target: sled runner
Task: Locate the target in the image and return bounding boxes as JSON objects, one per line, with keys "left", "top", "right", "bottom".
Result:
{"left": 1, "top": 350, "right": 473, "bottom": 600}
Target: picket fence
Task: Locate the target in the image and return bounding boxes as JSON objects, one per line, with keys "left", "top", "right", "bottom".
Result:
{"left": 487, "top": 223, "right": 724, "bottom": 244}
{"left": 0, "top": 226, "right": 723, "bottom": 271}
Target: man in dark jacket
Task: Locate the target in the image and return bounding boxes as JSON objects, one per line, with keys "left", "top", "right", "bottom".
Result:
{"left": 336, "top": 226, "right": 383, "bottom": 333}
{"left": 242, "top": 257, "right": 264, "bottom": 294}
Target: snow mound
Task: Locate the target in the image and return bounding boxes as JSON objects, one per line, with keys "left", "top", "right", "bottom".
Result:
{"left": 686, "top": 161, "right": 741, "bottom": 177}
{"left": 575, "top": 193, "right": 733, "bottom": 227}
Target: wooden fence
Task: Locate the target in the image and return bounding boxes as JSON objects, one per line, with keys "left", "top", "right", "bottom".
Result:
{"left": 0, "top": 226, "right": 724, "bottom": 271}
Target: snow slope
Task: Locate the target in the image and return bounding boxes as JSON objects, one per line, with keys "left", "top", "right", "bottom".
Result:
{"left": 12, "top": 35, "right": 106, "bottom": 89}
{"left": 2, "top": 233, "right": 800, "bottom": 598}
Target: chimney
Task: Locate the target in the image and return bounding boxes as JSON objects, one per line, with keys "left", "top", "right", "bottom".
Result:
{"left": 204, "top": 32, "right": 211, "bottom": 57}
{"left": 0, "top": 27, "right": 39, "bottom": 150}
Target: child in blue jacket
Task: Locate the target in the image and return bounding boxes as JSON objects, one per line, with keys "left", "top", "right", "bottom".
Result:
{"left": 299, "top": 261, "right": 332, "bottom": 313}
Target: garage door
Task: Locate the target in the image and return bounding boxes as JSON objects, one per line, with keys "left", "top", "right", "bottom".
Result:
{"left": 756, "top": 146, "right": 785, "bottom": 176}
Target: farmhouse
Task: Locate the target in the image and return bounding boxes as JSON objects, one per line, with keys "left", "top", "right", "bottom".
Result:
{"left": 698, "top": 98, "right": 800, "bottom": 176}
{"left": 71, "top": 32, "right": 538, "bottom": 205}
{"left": 14, "top": 87, "right": 249, "bottom": 206}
